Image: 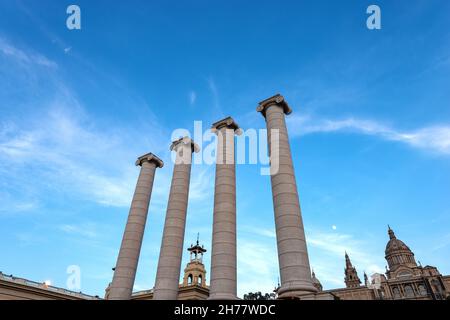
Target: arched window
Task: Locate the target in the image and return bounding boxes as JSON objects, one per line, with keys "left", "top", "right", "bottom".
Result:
{"left": 398, "top": 271, "right": 412, "bottom": 278}
{"left": 393, "top": 287, "right": 401, "bottom": 299}
{"left": 418, "top": 284, "right": 427, "bottom": 296}
{"left": 432, "top": 280, "right": 442, "bottom": 293}
{"left": 404, "top": 285, "right": 414, "bottom": 298}
{"left": 198, "top": 275, "right": 202, "bottom": 285}
{"left": 188, "top": 274, "right": 193, "bottom": 285}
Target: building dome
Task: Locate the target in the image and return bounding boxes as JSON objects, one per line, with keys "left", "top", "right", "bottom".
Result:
{"left": 385, "top": 227, "right": 417, "bottom": 272}
{"left": 385, "top": 236, "right": 411, "bottom": 255}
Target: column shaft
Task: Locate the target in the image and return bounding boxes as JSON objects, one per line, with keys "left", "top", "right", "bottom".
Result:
{"left": 209, "top": 125, "right": 238, "bottom": 300}
{"left": 260, "top": 96, "right": 317, "bottom": 299}
{"left": 153, "top": 140, "right": 196, "bottom": 300}
{"left": 109, "top": 161, "right": 158, "bottom": 300}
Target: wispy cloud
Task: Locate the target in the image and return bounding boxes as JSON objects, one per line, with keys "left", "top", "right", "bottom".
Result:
{"left": 0, "top": 190, "right": 38, "bottom": 214}
{"left": 0, "top": 93, "right": 169, "bottom": 208}
{"left": 58, "top": 224, "right": 98, "bottom": 239}
{"left": 239, "top": 225, "right": 385, "bottom": 291}
{"left": 188, "top": 166, "right": 214, "bottom": 202}
{"left": 431, "top": 233, "right": 450, "bottom": 252}
{"left": 0, "top": 37, "right": 57, "bottom": 68}
{"left": 237, "top": 239, "right": 279, "bottom": 297}
{"left": 241, "top": 226, "right": 276, "bottom": 239}
{"left": 287, "top": 114, "right": 450, "bottom": 155}
{"left": 207, "top": 77, "right": 223, "bottom": 117}
{"left": 306, "top": 229, "right": 384, "bottom": 288}
{"left": 0, "top": 35, "right": 173, "bottom": 217}
{"left": 189, "top": 91, "right": 196, "bottom": 105}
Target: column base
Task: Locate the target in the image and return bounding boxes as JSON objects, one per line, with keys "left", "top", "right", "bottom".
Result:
{"left": 107, "top": 287, "right": 132, "bottom": 300}
{"left": 153, "top": 288, "right": 179, "bottom": 300}
{"left": 277, "top": 282, "right": 318, "bottom": 300}
{"left": 208, "top": 293, "right": 238, "bottom": 300}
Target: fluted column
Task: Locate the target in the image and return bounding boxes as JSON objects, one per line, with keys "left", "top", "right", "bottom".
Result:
{"left": 209, "top": 117, "right": 241, "bottom": 300}
{"left": 153, "top": 137, "right": 200, "bottom": 300}
{"left": 108, "top": 153, "right": 164, "bottom": 300}
{"left": 257, "top": 94, "right": 317, "bottom": 299}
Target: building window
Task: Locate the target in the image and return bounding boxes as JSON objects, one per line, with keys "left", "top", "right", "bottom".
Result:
{"left": 404, "top": 285, "right": 414, "bottom": 298}
{"left": 418, "top": 284, "right": 427, "bottom": 296}
{"left": 431, "top": 279, "right": 444, "bottom": 299}
{"left": 198, "top": 275, "right": 202, "bottom": 285}
{"left": 393, "top": 287, "right": 401, "bottom": 299}
{"left": 188, "top": 274, "right": 193, "bottom": 285}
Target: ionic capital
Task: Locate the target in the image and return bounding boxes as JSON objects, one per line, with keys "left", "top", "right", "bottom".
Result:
{"left": 257, "top": 94, "right": 292, "bottom": 117}
{"left": 211, "top": 117, "right": 242, "bottom": 136}
{"left": 170, "top": 136, "right": 200, "bottom": 153}
{"left": 135, "top": 153, "right": 164, "bottom": 168}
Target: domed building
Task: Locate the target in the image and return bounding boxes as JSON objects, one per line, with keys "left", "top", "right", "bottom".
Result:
{"left": 385, "top": 226, "right": 418, "bottom": 276}
{"left": 315, "top": 227, "right": 450, "bottom": 300}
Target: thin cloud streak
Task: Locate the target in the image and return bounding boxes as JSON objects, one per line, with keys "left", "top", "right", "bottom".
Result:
{"left": 189, "top": 91, "right": 197, "bottom": 105}
{"left": 237, "top": 239, "right": 279, "bottom": 297}
{"left": 287, "top": 114, "right": 450, "bottom": 155}
{"left": 0, "top": 99, "right": 168, "bottom": 208}
{"left": 0, "top": 36, "right": 57, "bottom": 68}
{"left": 307, "top": 229, "right": 384, "bottom": 288}
{"left": 241, "top": 226, "right": 385, "bottom": 290}
{"left": 58, "top": 224, "right": 98, "bottom": 239}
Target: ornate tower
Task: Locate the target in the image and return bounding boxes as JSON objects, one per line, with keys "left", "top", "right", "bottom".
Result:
{"left": 385, "top": 226, "right": 417, "bottom": 274}
{"left": 182, "top": 235, "right": 207, "bottom": 288}
{"left": 344, "top": 252, "right": 361, "bottom": 288}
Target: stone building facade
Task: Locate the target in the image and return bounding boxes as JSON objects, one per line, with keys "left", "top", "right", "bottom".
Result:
{"left": 312, "top": 227, "right": 450, "bottom": 300}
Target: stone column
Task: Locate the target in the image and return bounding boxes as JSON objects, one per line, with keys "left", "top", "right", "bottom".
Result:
{"left": 209, "top": 117, "right": 241, "bottom": 300}
{"left": 153, "top": 137, "right": 200, "bottom": 300}
{"left": 257, "top": 94, "right": 317, "bottom": 299}
{"left": 108, "top": 153, "right": 164, "bottom": 300}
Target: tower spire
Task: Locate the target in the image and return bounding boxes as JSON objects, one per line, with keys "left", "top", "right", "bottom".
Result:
{"left": 345, "top": 251, "right": 353, "bottom": 268}
{"left": 364, "top": 271, "right": 369, "bottom": 287}
{"left": 388, "top": 225, "right": 396, "bottom": 239}
{"left": 344, "top": 252, "right": 361, "bottom": 288}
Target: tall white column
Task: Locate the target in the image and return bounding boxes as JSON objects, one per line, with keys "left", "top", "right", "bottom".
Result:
{"left": 153, "top": 137, "right": 199, "bottom": 300}
{"left": 209, "top": 117, "right": 241, "bottom": 300}
{"left": 108, "top": 153, "right": 164, "bottom": 300}
{"left": 257, "top": 94, "right": 317, "bottom": 299}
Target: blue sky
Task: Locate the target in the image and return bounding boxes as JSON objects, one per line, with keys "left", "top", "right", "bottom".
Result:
{"left": 0, "top": 0, "right": 449, "bottom": 297}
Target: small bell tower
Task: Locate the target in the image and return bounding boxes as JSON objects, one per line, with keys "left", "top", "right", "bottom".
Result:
{"left": 344, "top": 252, "right": 362, "bottom": 288}
{"left": 182, "top": 234, "right": 207, "bottom": 288}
